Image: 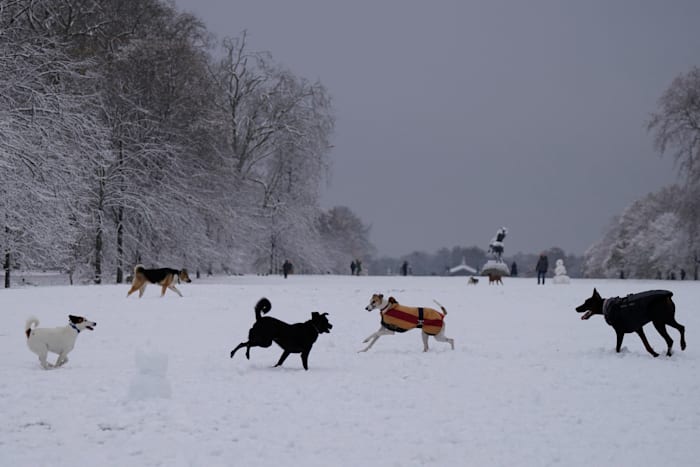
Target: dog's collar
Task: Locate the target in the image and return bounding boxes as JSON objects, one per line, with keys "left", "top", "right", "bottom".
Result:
{"left": 380, "top": 302, "right": 392, "bottom": 312}
{"left": 310, "top": 322, "right": 321, "bottom": 333}
{"left": 602, "top": 298, "right": 614, "bottom": 317}
{"left": 69, "top": 322, "right": 81, "bottom": 333}
{"left": 602, "top": 298, "right": 617, "bottom": 325}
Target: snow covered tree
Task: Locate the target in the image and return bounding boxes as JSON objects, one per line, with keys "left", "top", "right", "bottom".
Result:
{"left": 317, "top": 206, "right": 375, "bottom": 274}
{"left": 210, "top": 32, "right": 335, "bottom": 271}
{"left": 583, "top": 186, "right": 687, "bottom": 278}
{"left": 0, "top": 1, "right": 108, "bottom": 286}
{"left": 92, "top": 8, "right": 219, "bottom": 283}
{"left": 0, "top": 0, "right": 361, "bottom": 284}
{"left": 648, "top": 66, "right": 700, "bottom": 279}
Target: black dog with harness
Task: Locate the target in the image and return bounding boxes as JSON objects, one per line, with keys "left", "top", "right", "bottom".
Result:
{"left": 576, "top": 288, "right": 687, "bottom": 357}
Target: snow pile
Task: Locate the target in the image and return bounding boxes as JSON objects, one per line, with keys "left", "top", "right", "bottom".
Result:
{"left": 127, "top": 348, "right": 172, "bottom": 400}
{"left": 481, "top": 259, "right": 511, "bottom": 276}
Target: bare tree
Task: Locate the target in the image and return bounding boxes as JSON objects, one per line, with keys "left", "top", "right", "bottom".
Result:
{"left": 210, "top": 32, "right": 335, "bottom": 271}
{"left": 648, "top": 67, "right": 700, "bottom": 181}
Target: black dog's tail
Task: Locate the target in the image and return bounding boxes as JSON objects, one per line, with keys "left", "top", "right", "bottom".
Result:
{"left": 255, "top": 297, "right": 272, "bottom": 320}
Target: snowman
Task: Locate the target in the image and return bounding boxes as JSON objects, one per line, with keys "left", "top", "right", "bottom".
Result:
{"left": 552, "top": 258, "right": 570, "bottom": 284}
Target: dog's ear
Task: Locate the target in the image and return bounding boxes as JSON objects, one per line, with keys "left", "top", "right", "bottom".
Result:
{"left": 68, "top": 315, "right": 84, "bottom": 323}
{"left": 593, "top": 288, "right": 600, "bottom": 298}
{"left": 312, "top": 311, "right": 320, "bottom": 318}
{"left": 322, "top": 312, "right": 329, "bottom": 317}
{"left": 377, "top": 293, "right": 383, "bottom": 300}
{"left": 388, "top": 296, "right": 397, "bottom": 304}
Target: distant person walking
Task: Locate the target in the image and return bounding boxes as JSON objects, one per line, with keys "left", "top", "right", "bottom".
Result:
{"left": 400, "top": 261, "right": 409, "bottom": 276}
{"left": 350, "top": 260, "right": 357, "bottom": 276}
{"left": 282, "top": 259, "right": 293, "bottom": 279}
{"left": 510, "top": 261, "right": 518, "bottom": 277}
{"left": 535, "top": 254, "right": 548, "bottom": 285}
{"left": 355, "top": 259, "right": 363, "bottom": 276}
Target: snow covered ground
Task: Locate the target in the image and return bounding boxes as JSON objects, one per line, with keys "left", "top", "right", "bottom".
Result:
{"left": 1, "top": 275, "right": 698, "bottom": 467}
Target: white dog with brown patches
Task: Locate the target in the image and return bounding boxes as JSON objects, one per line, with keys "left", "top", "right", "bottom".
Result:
{"left": 25, "top": 315, "right": 97, "bottom": 369}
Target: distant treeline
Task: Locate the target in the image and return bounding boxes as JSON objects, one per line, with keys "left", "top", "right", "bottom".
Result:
{"left": 369, "top": 246, "right": 584, "bottom": 278}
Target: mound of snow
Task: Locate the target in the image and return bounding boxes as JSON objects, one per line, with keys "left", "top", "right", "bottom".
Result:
{"left": 127, "top": 349, "right": 172, "bottom": 400}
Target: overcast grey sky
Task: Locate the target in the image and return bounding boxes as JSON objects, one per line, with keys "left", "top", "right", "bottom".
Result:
{"left": 176, "top": 0, "right": 699, "bottom": 257}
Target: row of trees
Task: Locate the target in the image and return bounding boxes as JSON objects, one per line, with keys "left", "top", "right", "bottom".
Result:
{"left": 583, "top": 67, "right": 700, "bottom": 279}
{"left": 0, "top": 0, "right": 374, "bottom": 287}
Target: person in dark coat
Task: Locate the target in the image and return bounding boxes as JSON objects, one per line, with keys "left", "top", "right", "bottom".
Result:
{"left": 282, "top": 259, "right": 293, "bottom": 279}
{"left": 350, "top": 260, "right": 357, "bottom": 276}
{"left": 510, "top": 261, "right": 518, "bottom": 277}
{"left": 535, "top": 254, "right": 548, "bottom": 285}
{"left": 400, "top": 261, "right": 409, "bottom": 276}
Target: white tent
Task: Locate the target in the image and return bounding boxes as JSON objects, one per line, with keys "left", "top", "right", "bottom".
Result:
{"left": 448, "top": 258, "right": 477, "bottom": 276}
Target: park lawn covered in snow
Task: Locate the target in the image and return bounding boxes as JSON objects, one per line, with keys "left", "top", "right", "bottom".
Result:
{"left": 1, "top": 275, "right": 698, "bottom": 467}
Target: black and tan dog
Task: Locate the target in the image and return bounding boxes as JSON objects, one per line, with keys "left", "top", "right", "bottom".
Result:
{"left": 126, "top": 264, "right": 192, "bottom": 298}
{"left": 230, "top": 298, "right": 332, "bottom": 370}
{"left": 576, "top": 288, "right": 686, "bottom": 357}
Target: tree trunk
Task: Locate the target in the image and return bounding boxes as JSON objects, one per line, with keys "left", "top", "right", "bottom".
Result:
{"left": 94, "top": 178, "right": 105, "bottom": 285}
{"left": 3, "top": 225, "right": 10, "bottom": 288}
{"left": 116, "top": 206, "right": 124, "bottom": 283}
{"left": 3, "top": 251, "right": 10, "bottom": 289}
{"left": 269, "top": 233, "right": 276, "bottom": 275}
{"left": 115, "top": 139, "right": 124, "bottom": 284}
{"left": 94, "top": 226, "right": 103, "bottom": 284}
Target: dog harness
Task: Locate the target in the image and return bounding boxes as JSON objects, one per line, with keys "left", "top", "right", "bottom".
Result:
{"left": 381, "top": 304, "right": 445, "bottom": 335}
{"left": 602, "top": 290, "right": 673, "bottom": 332}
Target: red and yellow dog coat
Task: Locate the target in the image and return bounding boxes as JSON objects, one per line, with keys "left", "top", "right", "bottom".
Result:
{"left": 381, "top": 301, "right": 445, "bottom": 335}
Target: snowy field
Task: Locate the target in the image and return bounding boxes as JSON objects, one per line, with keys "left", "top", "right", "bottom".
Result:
{"left": 1, "top": 275, "right": 698, "bottom": 467}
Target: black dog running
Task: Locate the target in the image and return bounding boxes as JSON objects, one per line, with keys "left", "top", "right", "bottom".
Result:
{"left": 230, "top": 298, "right": 332, "bottom": 370}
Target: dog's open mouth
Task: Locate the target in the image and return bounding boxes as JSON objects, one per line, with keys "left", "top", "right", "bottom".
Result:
{"left": 86, "top": 325, "right": 95, "bottom": 330}
{"left": 580, "top": 310, "right": 594, "bottom": 320}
